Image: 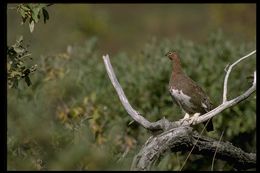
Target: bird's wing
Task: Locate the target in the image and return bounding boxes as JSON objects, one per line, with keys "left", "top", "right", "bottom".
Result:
{"left": 180, "top": 76, "right": 214, "bottom": 112}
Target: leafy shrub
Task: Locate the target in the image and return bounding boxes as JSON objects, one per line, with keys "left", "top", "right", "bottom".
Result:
{"left": 7, "top": 36, "right": 37, "bottom": 88}
{"left": 7, "top": 31, "right": 256, "bottom": 170}
{"left": 7, "top": 3, "right": 51, "bottom": 89}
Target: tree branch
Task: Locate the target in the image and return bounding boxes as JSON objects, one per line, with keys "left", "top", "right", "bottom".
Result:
{"left": 131, "top": 127, "right": 256, "bottom": 170}
{"left": 102, "top": 51, "right": 256, "bottom": 130}
{"left": 103, "top": 55, "right": 155, "bottom": 128}
{"left": 195, "top": 80, "right": 256, "bottom": 124}
{"left": 102, "top": 51, "right": 256, "bottom": 170}
{"left": 193, "top": 50, "right": 256, "bottom": 125}
{"left": 222, "top": 50, "right": 256, "bottom": 102}
{"left": 103, "top": 54, "right": 178, "bottom": 131}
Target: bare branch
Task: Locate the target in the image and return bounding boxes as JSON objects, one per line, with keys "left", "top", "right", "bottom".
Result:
{"left": 103, "top": 55, "right": 153, "bottom": 129}
{"left": 222, "top": 50, "right": 256, "bottom": 103}
{"left": 103, "top": 51, "right": 256, "bottom": 130}
{"left": 177, "top": 50, "right": 257, "bottom": 126}
{"left": 103, "top": 51, "right": 256, "bottom": 170}
{"left": 194, "top": 81, "right": 256, "bottom": 125}
{"left": 103, "top": 54, "right": 178, "bottom": 131}
{"left": 193, "top": 61, "right": 256, "bottom": 125}
{"left": 211, "top": 130, "right": 224, "bottom": 171}
{"left": 131, "top": 127, "right": 256, "bottom": 171}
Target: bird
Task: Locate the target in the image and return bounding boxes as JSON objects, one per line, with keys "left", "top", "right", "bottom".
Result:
{"left": 166, "top": 51, "right": 214, "bottom": 132}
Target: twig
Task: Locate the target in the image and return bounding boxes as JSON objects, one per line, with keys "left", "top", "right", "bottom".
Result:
{"left": 103, "top": 54, "right": 178, "bottom": 131}
{"left": 195, "top": 76, "right": 256, "bottom": 125}
{"left": 117, "top": 147, "right": 130, "bottom": 163}
{"left": 211, "top": 130, "right": 225, "bottom": 171}
{"left": 224, "top": 64, "right": 230, "bottom": 72}
{"left": 180, "top": 119, "right": 211, "bottom": 170}
{"left": 222, "top": 50, "right": 256, "bottom": 103}
{"left": 103, "top": 55, "right": 153, "bottom": 129}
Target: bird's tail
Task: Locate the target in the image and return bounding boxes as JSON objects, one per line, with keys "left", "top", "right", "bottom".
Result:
{"left": 203, "top": 118, "right": 214, "bottom": 132}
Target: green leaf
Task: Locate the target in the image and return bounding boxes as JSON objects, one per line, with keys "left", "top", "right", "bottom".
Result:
{"left": 7, "top": 63, "right": 11, "bottom": 71}
{"left": 13, "top": 47, "right": 24, "bottom": 54}
{"left": 27, "top": 4, "right": 35, "bottom": 10}
{"left": 17, "top": 36, "right": 23, "bottom": 43}
{"left": 29, "top": 20, "right": 35, "bottom": 32}
{"left": 10, "top": 71, "right": 22, "bottom": 78}
{"left": 23, "top": 69, "right": 31, "bottom": 76}
{"left": 37, "top": 4, "right": 48, "bottom": 9}
{"left": 24, "top": 76, "right": 32, "bottom": 86}
{"left": 20, "top": 5, "right": 30, "bottom": 11}
{"left": 13, "top": 79, "right": 18, "bottom": 88}
{"left": 42, "top": 8, "right": 49, "bottom": 23}
{"left": 21, "top": 16, "right": 28, "bottom": 24}
{"left": 32, "top": 7, "right": 41, "bottom": 23}
{"left": 19, "top": 9, "right": 26, "bottom": 18}
{"left": 128, "top": 120, "right": 135, "bottom": 126}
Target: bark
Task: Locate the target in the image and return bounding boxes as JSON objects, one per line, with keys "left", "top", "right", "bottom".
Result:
{"left": 131, "top": 127, "right": 256, "bottom": 170}
{"left": 102, "top": 50, "right": 256, "bottom": 171}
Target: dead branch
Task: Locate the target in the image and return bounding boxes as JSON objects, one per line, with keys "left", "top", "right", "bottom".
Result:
{"left": 131, "top": 126, "right": 256, "bottom": 170}
{"left": 103, "top": 54, "right": 178, "bottom": 131}
{"left": 223, "top": 50, "right": 256, "bottom": 102}
{"left": 102, "top": 50, "right": 256, "bottom": 170}
{"left": 178, "top": 50, "right": 256, "bottom": 126}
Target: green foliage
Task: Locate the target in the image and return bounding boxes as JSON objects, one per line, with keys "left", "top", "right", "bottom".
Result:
{"left": 16, "top": 3, "right": 50, "bottom": 32}
{"left": 7, "top": 32, "right": 256, "bottom": 170}
{"left": 7, "top": 36, "right": 37, "bottom": 88}
{"left": 7, "top": 3, "right": 51, "bottom": 89}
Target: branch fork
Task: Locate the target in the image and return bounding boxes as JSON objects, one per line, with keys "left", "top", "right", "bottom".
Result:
{"left": 102, "top": 50, "right": 256, "bottom": 170}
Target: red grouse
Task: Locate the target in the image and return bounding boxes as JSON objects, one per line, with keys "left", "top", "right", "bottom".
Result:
{"left": 166, "top": 51, "right": 214, "bottom": 132}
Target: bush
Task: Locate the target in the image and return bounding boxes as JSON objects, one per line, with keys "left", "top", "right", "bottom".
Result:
{"left": 7, "top": 31, "right": 256, "bottom": 170}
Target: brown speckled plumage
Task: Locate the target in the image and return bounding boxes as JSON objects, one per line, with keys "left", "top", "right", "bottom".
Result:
{"left": 166, "top": 51, "right": 214, "bottom": 131}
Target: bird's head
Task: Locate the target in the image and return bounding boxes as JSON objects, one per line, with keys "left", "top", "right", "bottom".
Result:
{"left": 165, "top": 51, "right": 179, "bottom": 61}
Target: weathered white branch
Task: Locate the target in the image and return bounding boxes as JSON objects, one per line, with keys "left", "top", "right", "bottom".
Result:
{"left": 103, "top": 51, "right": 256, "bottom": 170}
{"left": 195, "top": 81, "right": 256, "bottom": 125}
{"left": 222, "top": 50, "right": 256, "bottom": 102}
{"left": 193, "top": 50, "right": 256, "bottom": 125}
{"left": 103, "top": 54, "right": 179, "bottom": 131}
{"left": 103, "top": 51, "right": 256, "bottom": 129}
{"left": 103, "top": 55, "right": 154, "bottom": 128}
{"left": 131, "top": 127, "right": 256, "bottom": 170}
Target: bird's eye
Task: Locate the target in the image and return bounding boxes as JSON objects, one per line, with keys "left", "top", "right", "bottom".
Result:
{"left": 168, "top": 52, "right": 173, "bottom": 56}
{"left": 165, "top": 51, "right": 177, "bottom": 57}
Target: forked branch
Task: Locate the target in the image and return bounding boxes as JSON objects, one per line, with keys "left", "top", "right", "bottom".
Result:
{"left": 103, "top": 50, "right": 256, "bottom": 129}
{"left": 103, "top": 54, "right": 178, "bottom": 131}
{"left": 102, "top": 51, "right": 256, "bottom": 170}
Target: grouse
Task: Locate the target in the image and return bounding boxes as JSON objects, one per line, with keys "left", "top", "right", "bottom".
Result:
{"left": 166, "top": 51, "right": 214, "bottom": 132}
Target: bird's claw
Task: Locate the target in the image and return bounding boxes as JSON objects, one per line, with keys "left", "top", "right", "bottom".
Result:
{"left": 189, "top": 113, "right": 200, "bottom": 125}
{"left": 179, "top": 113, "right": 190, "bottom": 125}
{"left": 180, "top": 118, "right": 189, "bottom": 124}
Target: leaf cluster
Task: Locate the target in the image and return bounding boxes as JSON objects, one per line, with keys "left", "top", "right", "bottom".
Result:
{"left": 7, "top": 36, "right": 37, "bottom": 88}
{"left": 16, "top": 3, "right": 50, "bottom": 32}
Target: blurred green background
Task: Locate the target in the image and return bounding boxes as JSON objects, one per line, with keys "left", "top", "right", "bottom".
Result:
{"left": 7, "top": 4, "right": 256, "bottom": 171}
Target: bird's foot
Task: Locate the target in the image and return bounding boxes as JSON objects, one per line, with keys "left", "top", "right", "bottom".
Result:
{"left": 190, "top": 113, "right": 201, "bottom": 125}
{"left": 180, "top": 113, "right": 190, "bottom": 125}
